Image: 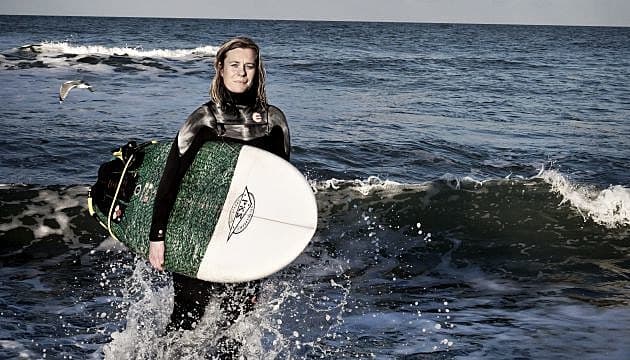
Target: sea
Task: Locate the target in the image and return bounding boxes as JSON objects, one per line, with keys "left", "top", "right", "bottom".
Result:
{"left": 0, "top": 15, "right": 629, "bottom": 359}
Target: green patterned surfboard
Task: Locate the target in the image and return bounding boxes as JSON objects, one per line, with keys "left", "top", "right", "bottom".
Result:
{"left": 88, "top": 141, "right": 317, "bottom": 282}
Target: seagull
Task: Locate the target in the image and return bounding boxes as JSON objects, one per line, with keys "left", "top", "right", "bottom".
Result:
{"left": 59, "top": 80, "right": 94, "bottom": 103}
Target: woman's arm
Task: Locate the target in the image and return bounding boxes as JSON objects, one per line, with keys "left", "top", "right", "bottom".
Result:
{"left": 148, "top": 106, "right": 218, "bottom": 270}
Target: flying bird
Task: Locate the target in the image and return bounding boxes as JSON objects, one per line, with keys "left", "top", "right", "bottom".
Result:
{"left": 59, "top": 80, "right": 94, "bottom": 103}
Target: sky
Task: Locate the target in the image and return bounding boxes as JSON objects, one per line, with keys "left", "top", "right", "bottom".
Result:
{"left": 1, "top": 0, "right": 629, "bottom": 27}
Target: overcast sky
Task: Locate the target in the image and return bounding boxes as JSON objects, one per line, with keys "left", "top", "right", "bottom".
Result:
{"left": 1, "top": 0, "right": 629, "bottom": 27}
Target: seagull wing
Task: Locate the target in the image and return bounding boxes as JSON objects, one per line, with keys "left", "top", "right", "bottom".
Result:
{"left": 59, "top": 80, "right": 94, "bottom": 102}
{"left": 59, "top": 81, "right": 78, "bottom": 102}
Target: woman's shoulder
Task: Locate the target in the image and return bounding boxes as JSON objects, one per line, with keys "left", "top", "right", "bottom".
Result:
{"left": 180, "top": 102, "right": 217, "bottom": 131}
{"left": 267, "top": 104, "right": 284, "bottom": 115}
{"left": 267, "top": 104, "right": 287, "bottom": 125}
{"left": 186, "top": 102, "right": 216, "bottom": 119}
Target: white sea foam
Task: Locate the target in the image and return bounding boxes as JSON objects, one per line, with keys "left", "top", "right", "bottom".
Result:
{"left": 318, "top": 176, "right": 402, "bottom": 195}
{"left": 536, "top": 169, "right": 630, "bottom": 228}
{"left": 37, "top": 41, "right": 218, "bottom": 59}
{"left": 0, "top": 187, "right": 89, "bottom": 257}
{"left": 0, "top": 340, "right": 36, "bottom": 358}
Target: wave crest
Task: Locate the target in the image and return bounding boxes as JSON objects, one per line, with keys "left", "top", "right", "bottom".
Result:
{"left": 537, "top": 169, "right": 630, "bottom": 228}
{"left": 25, "top": 41, "right": 218, "bottom": 59}
{"left": 314, "top": 176, "right": 402, "bottom": 195}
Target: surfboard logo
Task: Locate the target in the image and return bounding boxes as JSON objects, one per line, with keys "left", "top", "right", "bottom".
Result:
{"left": 227, "top": 187, "right": 255, "bottom": 241}
{"left": 134, "top": 182, "right": 155, "bottom": 204}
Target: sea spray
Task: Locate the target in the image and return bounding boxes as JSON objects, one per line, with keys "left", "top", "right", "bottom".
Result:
{"left": 537, "top": 169, "right": 630, "bottom": 228}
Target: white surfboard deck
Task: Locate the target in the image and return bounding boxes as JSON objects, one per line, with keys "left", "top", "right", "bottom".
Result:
{"left": 196, "top": 145, "right": 317, "bottom": 282}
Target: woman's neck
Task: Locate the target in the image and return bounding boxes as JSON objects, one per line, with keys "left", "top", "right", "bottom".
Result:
{"left": 229, "top": 90, "right": 256, "bottom": 106}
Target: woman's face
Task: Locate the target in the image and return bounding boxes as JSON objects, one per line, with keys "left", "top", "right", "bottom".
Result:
{"left": 220, "top": 47, "right": 257, "bottom": 94}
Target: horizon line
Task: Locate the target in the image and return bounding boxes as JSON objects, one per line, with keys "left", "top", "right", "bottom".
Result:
{"left": 1, "top": 12, "right": 628, "bottom": 28}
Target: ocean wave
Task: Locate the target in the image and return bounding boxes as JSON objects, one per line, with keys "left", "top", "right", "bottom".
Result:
{"left": 0, "top": 185, "right": 99, "bottom": 260}
{"left": 536, "top": 169, "right": 630, "bottom": 229}
{"left": 2, "top": 172, "right": 628, "bottom": 260}
{"left": 21, "top": 41, "right": 218, "bottom": 59}
{"left": 3, "top": 41, "right": 218, "bottom": 72}
{"left": 313, "top": 176, "right": 403, "bottom": 195}
{"left": 313, "top": 172, "right": 630, "bottom": 230}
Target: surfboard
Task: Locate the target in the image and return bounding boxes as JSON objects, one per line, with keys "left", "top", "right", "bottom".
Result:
{"left": 87, "top": 141, "right": 317, "bottom": 283}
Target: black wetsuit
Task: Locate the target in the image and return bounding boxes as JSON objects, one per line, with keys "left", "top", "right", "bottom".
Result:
{"left": 149, "top": 97, "right": 290, "bottom": 332}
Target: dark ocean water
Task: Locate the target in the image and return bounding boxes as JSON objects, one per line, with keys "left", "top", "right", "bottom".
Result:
{"left": 1, "top": 15, "right": 629, "bottom": 359}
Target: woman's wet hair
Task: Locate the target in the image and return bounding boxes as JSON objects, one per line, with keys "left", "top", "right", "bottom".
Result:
{"left": 210, "top": 37, "right": 267, "bottom": 109}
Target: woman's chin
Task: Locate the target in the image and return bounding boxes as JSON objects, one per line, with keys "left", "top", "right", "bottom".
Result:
{"left": 226, "top": 84, "right": 251, "bottom": 94}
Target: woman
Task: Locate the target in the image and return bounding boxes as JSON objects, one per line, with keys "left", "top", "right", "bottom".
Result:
{"left": 147, "top": 37, "right": 290, "bottom": 333}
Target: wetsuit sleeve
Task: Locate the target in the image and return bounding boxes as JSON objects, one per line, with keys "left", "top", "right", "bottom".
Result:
{"left": 267, "top": 105, "right": 291, "bottom": 161}
{"left": 149, "top": 107, "right": 219, "bottom": 242}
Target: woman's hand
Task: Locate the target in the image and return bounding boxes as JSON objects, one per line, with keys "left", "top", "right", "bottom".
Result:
{"left": 149, "top": 241, "right": 165, "bottom": 271}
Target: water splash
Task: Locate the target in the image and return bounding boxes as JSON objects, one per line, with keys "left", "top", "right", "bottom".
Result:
{"left": 101, "top": 258, "right": 353, "bottom": 359}
{"left": 537, "top": 169, "right": 630, "bottom": 228}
